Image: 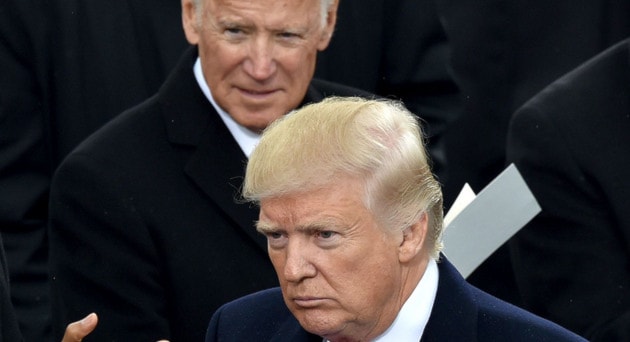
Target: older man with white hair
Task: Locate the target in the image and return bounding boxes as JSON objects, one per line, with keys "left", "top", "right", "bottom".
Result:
{"left": 48, "top": 0, "right": 371, "bottom": 340}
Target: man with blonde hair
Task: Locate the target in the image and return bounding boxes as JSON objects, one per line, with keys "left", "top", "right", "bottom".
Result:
{"left": 206, "top": 97, "right": 585, "bottom": 341}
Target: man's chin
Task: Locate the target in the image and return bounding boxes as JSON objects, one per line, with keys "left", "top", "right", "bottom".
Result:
{"left": 231, "top": 109, "right": 288, "bottom": 132}
{"left": 295, "top": 312, "right": 348, "bottom": 340}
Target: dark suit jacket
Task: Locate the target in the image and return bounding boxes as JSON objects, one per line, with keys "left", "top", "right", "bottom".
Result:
{"left": 507, "top": 38, "right": 630, "bottom": 341}
{"left": 0, "top": 1, "right": 188, "bottom": 340}
{"left": 48, "top": 46, "right": 372, "bottom": 342}
{"left": 435, "top": 0, "right": 630, "bottom": 308}
{"left": 0, "top": 235, "right": 22, "bottom": 342}
{"left": 206, "top": 258, "right": 585, "bottom": 341}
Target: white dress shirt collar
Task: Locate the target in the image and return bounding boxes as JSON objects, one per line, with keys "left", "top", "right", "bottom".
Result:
{"left": 372, "top": 258, "right": 439, "bottom": 341}
{"left": 193, "top": 58, "right": 260, "bottom": 158}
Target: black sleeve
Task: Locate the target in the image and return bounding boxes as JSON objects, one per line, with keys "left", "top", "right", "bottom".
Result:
{"left": 507, "top": 105, "right": 630, "bottom": 340}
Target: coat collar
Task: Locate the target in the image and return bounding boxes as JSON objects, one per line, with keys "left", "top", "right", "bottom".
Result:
{"left": 420, "top": 256, "right": 478, "bottom": 341}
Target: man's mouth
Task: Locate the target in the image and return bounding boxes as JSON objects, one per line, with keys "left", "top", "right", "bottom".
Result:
{"left": 293, "top": 296, "right": 328, "bottom": 308}
{"left": 239, "top": 87, "right": 278, "bottom": 97}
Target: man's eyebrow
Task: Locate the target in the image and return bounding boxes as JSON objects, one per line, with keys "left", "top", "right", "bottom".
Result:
{"left": 255, "top": 221, "right": 278, "bottom": 234}
{"left": 216, "top": 17, "right": 252, "bottom": 28}
{"left": 296, "top": 218, "right": 342, "bottom": 233}
{"left": 271, "top": 25, "right": 308, "bottom": 34}
{"left": 255, "top": 218, "right": 342, "bottom": 234}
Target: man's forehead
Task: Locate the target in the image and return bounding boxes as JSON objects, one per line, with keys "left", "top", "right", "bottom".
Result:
{"left": 257, "top": 193, "right": 367, "bottom": 231}
{"left": 210, "top": 1, "right": 322, "bottom": 35}
{"left": 208, "top": 0, "right": 322, "bottom": 18}
{"left": 256, "top": 213, "right": 345, "bottom": 232}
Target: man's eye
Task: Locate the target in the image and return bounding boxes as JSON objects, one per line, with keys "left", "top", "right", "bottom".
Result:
{"left": 225, "top": 27, "right": 244, "bottom": 36}
{"left": 265, "top": 231, "right": 288, "bottom": 249}
{"left": 278, "top": 32, "right": 299, "bottom": 39}
{"left": 317, "top": 231, "right": 335, "bottom": 239}
{"left": 269, "top": 232, "right": 283, "bottom": 239}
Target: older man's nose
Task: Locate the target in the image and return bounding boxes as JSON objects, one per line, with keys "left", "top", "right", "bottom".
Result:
{"left": 243, "top": 39, "right": 277, "bottom": 80}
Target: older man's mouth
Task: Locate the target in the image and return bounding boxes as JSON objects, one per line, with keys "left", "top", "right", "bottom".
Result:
{"left": 239, "top": 88, "right": 279, "bottom": 98}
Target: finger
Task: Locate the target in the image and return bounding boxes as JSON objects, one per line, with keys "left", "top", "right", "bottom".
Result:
{"left": 61, "top": 312, "right": 98, "bottom": 342}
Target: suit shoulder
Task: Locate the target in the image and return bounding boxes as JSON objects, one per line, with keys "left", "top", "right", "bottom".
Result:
{"left": 214, "top": 287, "right": 288, "bottom": 321}
{"left": 310, "top": 78, "right": 375, "bottom": 98}
{"left": 207, "top": 288, "right": 297, "bottom": 341}
{"left": 52, "top": 94, "right": 170, "bottom": 187}
{"left": 514, "top": 37, "right": 630, "bottom": 126}
{"left": 471, "top": 287, "right": 586, "bottom": 341}
{"left": 67, "top": 95, "right": 164, "bottom": 157}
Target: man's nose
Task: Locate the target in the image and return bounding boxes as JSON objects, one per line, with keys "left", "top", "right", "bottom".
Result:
{"left": 243, "top": 38, "right": 277, "bottom": 81}
{"left": 283, "top": 241, "right": 317, "bottom": 282}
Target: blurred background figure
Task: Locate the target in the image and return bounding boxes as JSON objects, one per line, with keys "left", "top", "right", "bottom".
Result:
{"left": 435, "top": 0, "right": 630, "bottom": 306}
{"left": 0, "top": 234, "right": 22, "bottom": 341}
{"left": 507, "top": 38, "right": 630, "bottom": 341}
{"left": 1, "top": 1, "right": 187, "bottom": 340}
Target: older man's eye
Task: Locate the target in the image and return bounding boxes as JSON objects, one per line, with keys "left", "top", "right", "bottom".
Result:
{"left": 224, "top": 27, "right": 246, "bottom": 37}
{"left": 279, "top": 32, "right": 297, "bottom": 38}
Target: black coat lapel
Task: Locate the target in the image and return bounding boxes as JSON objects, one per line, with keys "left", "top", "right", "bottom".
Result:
{"left": 159, "top": 47, "right": 267, "bottom": 252}
{"left": 184, "top": 121, "right": 267, "bottom": 252}
{"left": 421, "top": 257, "right": 478, "bottom": 341}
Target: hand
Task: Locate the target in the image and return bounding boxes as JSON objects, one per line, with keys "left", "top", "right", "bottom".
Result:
{"left": 61, "top": 313, "right": 98, "bottom": 342}
{"left": 60, "top": 312, "right": 170, "bottom": 342}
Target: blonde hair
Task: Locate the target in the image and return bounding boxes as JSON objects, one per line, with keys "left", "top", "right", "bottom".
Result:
{"left": 244, "top": 97, "right": 444, "bottom": 259}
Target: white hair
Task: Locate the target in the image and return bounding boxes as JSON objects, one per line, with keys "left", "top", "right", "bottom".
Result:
{"left": 193, "top": 0, "right": 335, "bottom": 28}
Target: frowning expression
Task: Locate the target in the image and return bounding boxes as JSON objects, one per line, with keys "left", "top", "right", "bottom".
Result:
{"left": 257, "top": 179, "right": 408, "bottom": 341}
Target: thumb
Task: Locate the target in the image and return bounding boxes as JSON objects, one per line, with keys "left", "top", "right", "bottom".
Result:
{"left": 62, "top": 313, "right": 98, "bottom": 342}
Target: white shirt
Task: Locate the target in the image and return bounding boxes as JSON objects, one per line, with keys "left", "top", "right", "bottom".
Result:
{"left": 193, "top": 58, "right": 261, "bottom": 158}
{"left": 373, "top": 259, "right": 439, "bottom": 341}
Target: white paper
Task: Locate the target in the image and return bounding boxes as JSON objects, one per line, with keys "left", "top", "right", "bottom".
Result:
{"left": 443, "top": 183, "right": 475, "bottom": 228}
{"left": 442, "top": 164, "right": 541, "bottom": 278}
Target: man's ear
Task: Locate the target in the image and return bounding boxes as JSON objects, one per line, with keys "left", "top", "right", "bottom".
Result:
{"left": 316, "top": 0, "right": 339, "bottom": 51}
{"left": 398, "top": 213, "right": 428, "bottom": 263}
{"left": 181, "top": 0, "right": 200, "bottom": 45}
